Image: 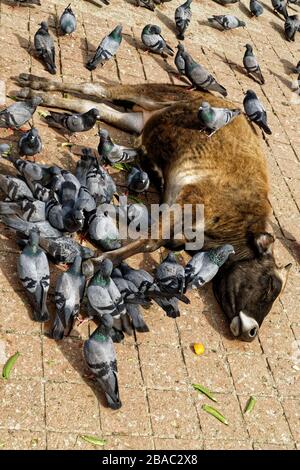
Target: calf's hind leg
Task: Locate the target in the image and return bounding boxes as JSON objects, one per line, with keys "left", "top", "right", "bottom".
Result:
{"left": 14, "top": 87, "right": 144, "bottom": 134}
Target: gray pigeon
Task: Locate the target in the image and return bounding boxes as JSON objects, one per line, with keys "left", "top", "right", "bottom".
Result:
{"left": 17, "top": 228, "right": 50, "bottom": 322}
{"left": 141, "top": 24, "right": 174, "bottom": 57}
{"left": 293, "top": 60, "right": 300, "bottom": 73}
{"left": 46, "top": 186, "right": 85, "bottom": 233}
{"left": 44, "top": 108, "right": 100, "bottom": 134}
{"left": 285, "top": 15, "right": 300, "bottom": 41}
{"left": 243, "top": 44, "right": 265, "bottom": 84}
{"left": 182, "top": 51, "right": 227, "bottom": 96}
{"left": 18, "top": 127, "right": 43, "bottom": 157}
{"left": 75, "top": 148, "right": 97, "bottom": 186}
{"left": 34, "top": 235, "right": 95, "bottom": 264}
{"left": 136, "top": 0, "right": 155, "bottom": 10}
{"left": 175, "top": 0, "right": 193, "bottom": 40}
{"left": 0, "top": 143, "right": 11, "bottom": 156}
{"left": 175, "top": 43, "right": 186, "bottom": 75}
{"left": 185, "top": 244, "right": 235, "bottom": 289}
{"left": 86, "top": 25, "right": 123, "bottom": 70}
{"left": 243, "top": 90, "right": 272, "bottom": 135}
{"left": 87, "top": 259, "right": 126, "bottom": 335}
{"left": 88, "top": 206, "right": 121, "bottom": 251}
{"left": 155, "top": 252, "right": 185, "bottom": 295}
{"left": 0, "top": 97, "right": 43, "bottom": 130}
{"left": 83, "top": 326, "right": 122, "bottom": 409}
{"left": 197, "top": 101, "right": 241, "bottom": 136}
{"left": 112, "top": 267, "right": 150, "bottom": 332}
{"left": 249, "top": 0, "right": 264, "bottom": 16}
{"left": 1, "top": 214, "right": 62, "bottom": 238}
{"left": 52, "top": 255, "right": 85, "bottom": 340}
{"left": 60, "top": 4, "right": 77, "bottom": 35}
{"left": 34, "top": 21, "right": 56, "bottom": 75}
{"left": 120, "top": 262, "right": 187, "bottom": 318}
{"left": 272, "top": 0, "right": 288, "bottom": 18}
{"left": 208, "top": 15, "right": 246, "bottom": 30}
{"left": 86, "top": 165, "right": 116, "bottom": 204}
{"left": 98, "top": 129, "right": 138, "bottom": 165}
{"left": 0, "top": 199, "right": 45, "bottom": 222}
{"left": 76, "top": 186, "right": 96, "bottom": 216}
{"left": 11, "top": 159, "right": 60, "bottom": 194}
{"left": 0, "top": 175, "right": 34, "bottom": 201}
{"left": 127, "top": 167, "right": 150, "bottom": 193}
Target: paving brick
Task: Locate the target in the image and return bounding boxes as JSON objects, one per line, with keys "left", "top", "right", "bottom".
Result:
{"left": 148, "top": 389, "right": 200, "bottom": 439}
{"left": 101, "top": 387, "right": 151, "bottom": 436}
{"left": 242, "top": 396, "right": 293, "bottom": 445}
{"left": 45, "top": 381, "right": 100, "bottom": 433}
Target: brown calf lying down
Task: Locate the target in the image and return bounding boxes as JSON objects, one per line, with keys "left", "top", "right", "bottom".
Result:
{"left": 14, "top": 74, "right": 291, "bottom": 341}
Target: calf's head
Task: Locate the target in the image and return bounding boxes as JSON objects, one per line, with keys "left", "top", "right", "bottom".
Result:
{"left": 213, "top": 233, "right": 291, "bottom": 342}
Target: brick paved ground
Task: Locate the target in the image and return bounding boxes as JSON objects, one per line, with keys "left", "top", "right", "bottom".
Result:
{"left": 0, "top": 0, "right": 299, "bottom": 450}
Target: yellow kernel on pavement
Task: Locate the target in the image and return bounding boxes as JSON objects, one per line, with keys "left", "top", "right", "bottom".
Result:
{"left": 193, "top": 343, "right": 205, "bottom": 355}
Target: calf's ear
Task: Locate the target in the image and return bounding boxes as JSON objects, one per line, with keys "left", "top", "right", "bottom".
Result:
{"left": 253, "top": 232, "right": 275, "bottom": 256}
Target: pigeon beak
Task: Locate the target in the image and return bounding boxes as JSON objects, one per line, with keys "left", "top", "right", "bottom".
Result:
{"left": 96, "top": 115, "right": 101, "bottom": 120}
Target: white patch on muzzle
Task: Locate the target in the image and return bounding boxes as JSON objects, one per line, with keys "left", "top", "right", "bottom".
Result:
{"left": 230, "top": 311, "right": 259, "bottom": 338}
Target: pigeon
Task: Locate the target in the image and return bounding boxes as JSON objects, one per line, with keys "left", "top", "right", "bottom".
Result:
{"left": 112, "top": 267, "right": 150, "bottom": 332}
{"left": 0, "top": 143, "right": 11, "bottom": 156}
{"left": 83, "top": 326, "right": 122, "bottom": 409}
{"left": 75, "top": 148, "right": 97, "bottom": 186}
{"left": 53, "top": 171, "right": 81, "bottom": 200}
{"left": 11, "top": 159, "right": 60, "bottom": 196}
{"left": 34, "top": 235, "right": 95, "bottom": 264}
{"left": 86, "top": 25, "right": 123, "bottom": 70}
{"left": 44, "top": 108, "right": 100, "bottom": 134}
{"left": 1, "top": 214, "right": 62, "bottom": 238}
{"left": 98, "top": 129, "right": 138, "bottom": 165}
{"left": 175, "top": 0, "right": 193, "bottom": 40}
{"left": 86, "top": 165, "right": 116, "bottom": 204}
{"left": 197, "top": 101, "right": 241, "bottom": 135}
{"left": 243, "top": 44, "right": 265, "bottom": 85}
{"left": 18, "top": 127, "right": 43, "bottom": 157}
{"left": 0, "top": 199, "right": 46, "bottom": 222}
{"left": 52, "top": 255, "right": 85, "bottom": 340}
{"left": 88, "top": 206, "right": 121, "bottom": 251}
{"left": 76, "top": 186, "right": 96, "bottom": 217}
{"left": 136, "top": 0, "right": 155, "bottom": 10}
{"left": 285, "top": 15, "right": 300, "bottom": 41}
{"left": 174, "top": 43, "right": 187, "bottom": 76}
{"left": 293, "top": 60, "right": 300, "bottom": 73}
{"left": 208, "top": 15, "right": 246, "bottom": 30}
{"left": 0, "top": 175, "right": 34, "bottom": 201}
{"left": 182, "top": 52, "right": 227, "bottom": 96}
{"left": 59, "top": 4, "right": 77, "bottom": 35}
{"left": 272, "top": 0, "right": 288, "bottom": 18}
{"left": 127, "top": 167, "right": 150, "bottom": 193}
{"left": 17, "top": 228, "right": 50, "bottom": 322}
{"left": 185, "top": 244, "right": 235, "bottom": 289}
{"left": 243, "top": 90, "right": 272, "bottom": 135}
{"left": 141, "top": 24, "right": 174, "bottom": 57}
{"left": 34, "top": 21, "right": 56, "bottom": 75}
{"left": 0, "top": 97, "right": 43, "bottom": 130}
{"left": 249, "top": 0, "right": 264, "bottom": 16}
{"left": 155, "top": 252, "right": 185, "bottom": 295}
{"left": 119, "top": 262, "right": 185, "bottom": 318}
{"left": 46, "top": 185, "right": 85, "bottom": 233}
{"left": 126, "top": 202, "right": 151, "bottom": 233}
{"left": 87, "top": 259, "right": 126, "bottom": 335}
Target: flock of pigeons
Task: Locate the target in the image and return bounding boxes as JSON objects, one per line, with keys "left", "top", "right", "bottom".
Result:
{"left": 0, "top": 0, "right": 297, "bottom": 408}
